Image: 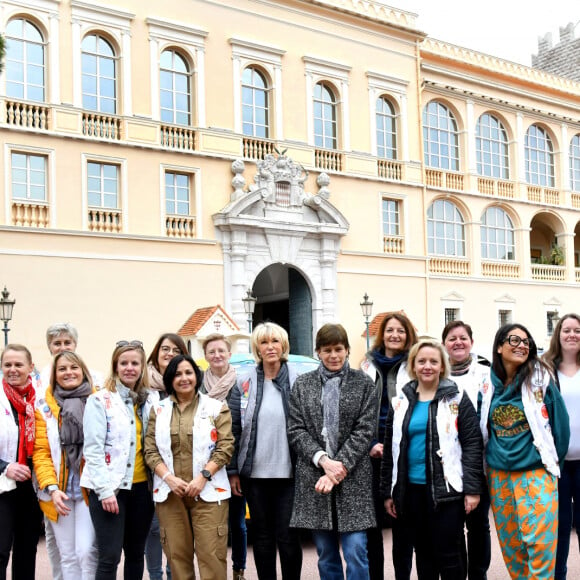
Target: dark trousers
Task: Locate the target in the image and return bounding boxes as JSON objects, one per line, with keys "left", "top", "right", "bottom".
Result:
{"left": 88, "top": 482, "right": 154, "bottom": 580}
{"left": 367, "top": 457, "right": 413, "bottom": 580}
{"left": 463, "top": 486, "right": 491, "bottom": 580}
{"left": 229, "top": 493, "right": 247, "bottom": 571}
{"left": 556, "top": 459, "right": 580, "bottom": 580}
{"left": 241, "top": 477, "right": 302, "bottom": 580}
{"left": 0, "top": 480, "right": 43, "bottom": 580}
{"left": 402, "top": 483, "right": 465, "bottom": 580}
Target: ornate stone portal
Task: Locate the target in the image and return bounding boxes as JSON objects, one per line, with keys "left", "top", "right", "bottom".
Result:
{"left": 213, "top": 153, "right": 349, "bottom": 352}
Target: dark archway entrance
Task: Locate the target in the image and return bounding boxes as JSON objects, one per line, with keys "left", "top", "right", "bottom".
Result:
{"left": 251, "top": 264, "right": 313, "bottom": 356}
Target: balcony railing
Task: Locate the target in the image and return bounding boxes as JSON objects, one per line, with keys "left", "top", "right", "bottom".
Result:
{"left": 4, "top": 99, "right": 50, "bottom": 130}
{"left": 527, "top": 185, "right": 560, "bottom": 205}
{"left": 82, "top": 112, "right": 121, "bottom": 140}
{"left": 160, "top": 124, "right": 196, "bottom": 151}
{"left": 243, "top": 137, "right": 276, "bottom": 160}
{"left": 377, "top": 159, "right": 403, "bottom": 181}
{"left": 315, "top": 148, "right": 343, "bottom": 172}
{"left": 11, "top": 201, "right": 49, "bottom": 228}
{"left": 531, "top": 264, "right": 566, "bottom": 282}
{"left": 383, "top": 235, "right": 404, "bottom": 254}
{"left": 425, "top": 169, "right": 464, "bottom": 191}
{"left": 88, "top": 208, "right": 122, "bottom": 233}
{"left": 166, "top": 215, "right": 196, "bottom": 238}
{"left": 482, "top": 261, "right": 520, "bottom": 278}
{"left": 429, "top": 256, "right": 470, "bottom": 276}
{"left": 477, "top": 177, "right": 515, "bottom": 199}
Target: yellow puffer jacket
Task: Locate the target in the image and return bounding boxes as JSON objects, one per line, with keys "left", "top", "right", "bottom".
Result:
{"left": 33, "top": 385, "right": 92, "bottom": 522}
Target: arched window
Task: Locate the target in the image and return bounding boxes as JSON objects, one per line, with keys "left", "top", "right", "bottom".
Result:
{"left": 314, "top": 82, "right": 337, "bottom": 149}
{"left": 242, "top": 66, "right": 269, "bottom": 138}
{"left": 5, "top": 18, "right": 45, "bottom": 102}
{"left": 376, "top": 96, "right": 396, "bottom": 159}
{"left": 423, "top": 101, "right": 459, "bottom": 170}
{"left": 570, "top": 134, "right": 580, "bottom": 192}
{"left": 160, "top": 50, "right": 191, "bottom": 126}
{"left": 481, "top": 207, "right": 515, "bottom": 260}
{"left": 82, "top": 34, "right": 116, "bottom": 114}
{"left": 525, "top": 125, "right": 554, "bottom": 187}
{"left": 476, "top": 114, "right": 509, "bottom": 179}
{"left": 427, "top": 199, "right": 465, "bottom": 256}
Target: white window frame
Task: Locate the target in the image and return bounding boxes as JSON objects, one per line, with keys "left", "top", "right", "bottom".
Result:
{"left": 4, "top": 142, "right": 55, "bottom": 226}
{"left": 367, "top": 71, "right": 408, "bottom": 160}
{"left": 230, "top": 38, "right": 284, "bottom": 139}
{"left": 440, "top": 292, "right": 464, "bottom": 330}
{"left": 495, "top": 294, "right": 516, "bottom": 329}
{"left": 81, "top": 153, "right": 128, "bottom": 232}
{"left": 71, "top": 1, "right": 134, "bottom": 115}
{"left": 147, "top": 17, "right": 208, "bottom": 126}
{"left": 303, "top": 56, "right": 351, "bottom": 150}
{"left": 160, "top": 164, "right": 201, "bottom": 237}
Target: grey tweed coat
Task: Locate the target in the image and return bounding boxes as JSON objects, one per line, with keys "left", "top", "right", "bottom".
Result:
{"left": 287, "top": 366, "right": 377, "bottom": 532}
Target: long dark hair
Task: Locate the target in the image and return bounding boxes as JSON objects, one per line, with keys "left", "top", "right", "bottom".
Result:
{"left": 491, "top": 323, "right": 545, "bottom": 388}
{"left": 147, "top": 333, "right": 189, "bottom": 372}
{"left": 163, "top": 354, "right": 203, "bottom": 398}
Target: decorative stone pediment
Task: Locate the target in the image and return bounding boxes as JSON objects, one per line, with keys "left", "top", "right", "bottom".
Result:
{"left": 213, "top": 153, "right": 350, "bottom": 337}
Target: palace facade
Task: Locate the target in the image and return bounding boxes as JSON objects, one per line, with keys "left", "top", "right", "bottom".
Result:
{"left": 1, "top": 0, "right": 580, "bottom": 368}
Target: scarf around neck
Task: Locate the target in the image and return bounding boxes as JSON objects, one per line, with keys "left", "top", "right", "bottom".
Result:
{"left": 147, "top": 363, "right": 165, "bottom": 392}
{"left": 319, "top": 361, "right": 350, "bottom": 458}
{"left": 203, "top": 364, "right": 237, "bottom": 402}
{"left": 53, "top": 381, "right": 92, "bottom": 473}
{"left": 3, "top": 377, "right": 36, "bottom": 464}
{"left": 451, "top": 355, "right": 473, "bottom": 376}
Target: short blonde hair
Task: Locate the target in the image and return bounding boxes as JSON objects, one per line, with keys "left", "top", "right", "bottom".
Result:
{"left": 251, "top": 322, "right": 290, "bottom": 363}
{"left": 407, "top": 339, "right": 450, "bottom": 381}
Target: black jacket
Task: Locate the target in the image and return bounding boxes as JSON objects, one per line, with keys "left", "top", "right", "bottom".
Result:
{"left": 379, "top": 378, "right": 484, "bottom": 516}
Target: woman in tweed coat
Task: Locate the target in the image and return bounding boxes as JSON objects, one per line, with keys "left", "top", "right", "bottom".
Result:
{"left": 288, "top": 324, "right": 377, "bottom": 579}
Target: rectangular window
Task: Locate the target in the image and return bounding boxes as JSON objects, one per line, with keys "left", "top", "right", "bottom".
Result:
{"left": 547, "top": 311, "right": 559, "bottom": 336}
{"left": 87, "top": 162, "right": 118, "bottom": 208}
{"left": 11, "top": 152, "right": 47, "bottom": 201}
{"left": 498, "top": 309, "right": 512, "bottom": 327}
{"left": 165, "top": 172, "right": 190, "bottom": 215}
{"left": 382, "top": 199, "right": 400, "bottom": 236}
{"left": 445, "top": 308, "right": 459, "bottom": 325}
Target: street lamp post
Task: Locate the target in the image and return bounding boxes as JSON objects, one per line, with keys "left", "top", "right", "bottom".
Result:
{"left": 242, "top": 288, "right": 257, "bottom": 353}
{"left": 0, "top": 287, "right": 16, "bottom": 347}
{"left": 360, "top": 292, "right": 373, "bottom": 352}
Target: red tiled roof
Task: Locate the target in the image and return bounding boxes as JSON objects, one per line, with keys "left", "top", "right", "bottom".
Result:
{"left": 178, "top": 305, "right": 239, "bottom": 336}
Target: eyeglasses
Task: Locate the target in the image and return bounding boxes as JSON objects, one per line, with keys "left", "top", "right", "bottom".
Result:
{"left": 116, "top": 340, "right": 144, "bottom": 350}
{"left": 160, "top": 345, "right": 182, "bottom": 355}
{"left": 504, "top": 335, "right": 531, "bottom": 348}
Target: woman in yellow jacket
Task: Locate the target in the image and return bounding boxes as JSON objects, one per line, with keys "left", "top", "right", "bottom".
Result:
{"left": 33, "top": 351, "right": 97, "bottom": 580}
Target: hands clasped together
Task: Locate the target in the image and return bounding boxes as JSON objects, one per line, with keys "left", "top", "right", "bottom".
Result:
{"left": 315, "top": 455, "right": 347, "bottom": 495}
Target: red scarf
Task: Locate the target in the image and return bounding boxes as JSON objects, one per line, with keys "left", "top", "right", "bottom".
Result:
{"left": 3, "top": 378, "right": 36, "bottom": 464}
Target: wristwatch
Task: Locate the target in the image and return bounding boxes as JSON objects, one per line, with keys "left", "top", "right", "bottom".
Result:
{"left": 201, "top": 469, "right": 212, "bottom": 481}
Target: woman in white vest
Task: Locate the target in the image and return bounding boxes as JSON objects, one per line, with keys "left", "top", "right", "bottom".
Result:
{"left": 81, "top": 341, "right": 157, "bottom": 580}
{"left": 544, "top": 314, "right": 580, "bottom": 580}
{"left": 380, "top": 339, "right": 483, "bottom": 580}
{"left": 0, "top": 344, "right": 43, "bottom": 580}
{"left": 485, "top": 323, "right": 569, "bottom": 579}
{"left": 144, "top": 354, "right": 234, "bottom": 580}
{"left": 442, "top": 320, "right": 492, "bottom": 580}
{"left": 33, "top": 351, "right": 97, "bottom": 580}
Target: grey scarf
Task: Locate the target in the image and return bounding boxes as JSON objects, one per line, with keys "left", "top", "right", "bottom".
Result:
{"left": 319, "top": 361, "right": 349, "bottom": 458}
{"left": 53, "top": 381, "right": 92, "bottom": 473}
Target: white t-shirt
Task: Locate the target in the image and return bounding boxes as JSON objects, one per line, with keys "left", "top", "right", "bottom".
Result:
{"left": 558, "top": 369, "right": 580, "bottom": 460}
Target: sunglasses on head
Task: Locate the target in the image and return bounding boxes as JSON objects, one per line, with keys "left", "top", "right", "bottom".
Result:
{"left": 116, "top": 340, "right": 144, "bottom": 350}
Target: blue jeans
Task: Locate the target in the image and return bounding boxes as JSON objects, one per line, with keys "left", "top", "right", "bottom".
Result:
{"left": 145, "top": 512, "right": 171, "bottom": 580}
{"left": 312, "top": 530, "right": 369, "bottom": 580}
{"left": 229, "top": 493, "right": 247, "bottom": 571}
{"left": 556, "top": 459, "right": 580, "bottom": 580}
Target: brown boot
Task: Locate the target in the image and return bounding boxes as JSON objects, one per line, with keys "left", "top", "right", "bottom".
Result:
{"left": 233, "top": 570, "right": 245, "bottom": 580}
